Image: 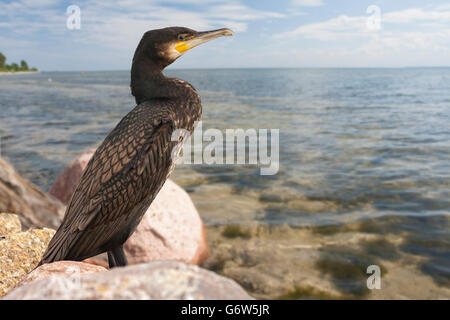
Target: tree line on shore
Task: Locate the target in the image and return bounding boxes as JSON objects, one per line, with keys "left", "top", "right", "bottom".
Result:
{"left": 0, "top": 52, "right": 38, "bottom": 72}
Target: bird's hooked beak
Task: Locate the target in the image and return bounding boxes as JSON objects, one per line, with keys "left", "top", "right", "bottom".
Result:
{"left": 175, "top": 28, "right": 234, "bottom": 54}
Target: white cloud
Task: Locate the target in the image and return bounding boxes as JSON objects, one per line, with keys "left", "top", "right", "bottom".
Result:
{"left": 274, "top": 15, "right": 369, "bottom": 40}
{"left": 206, "top": 4, "right": 286, "bottom": 20}
{"left": 383, "top": 8, "right": 450, "bottom": 23}
{"left": 0, "top": 0, "right": 56, "bottom": 16}
{"left": 275, "top": 7, "right": 450, "bottom": 41}
{"left": 2, "top": 1, "right": 449, "bottom": 68}
{"left": 0, "top": 0, "right": 285, "bottom": 51}
{"left": 0, "top": 36, "right": 35, "bottom": 48}
{"left": 291, "top": 0, "right": 324, "bottom": 7}
{"left": 271, "top": 6, "right": 450, "bottom": 67}
{"left": 435, "top": 3, "right": 450, "bottom": 11}
{"left": 75, "top": 2, "right": 241, "bottom": 49}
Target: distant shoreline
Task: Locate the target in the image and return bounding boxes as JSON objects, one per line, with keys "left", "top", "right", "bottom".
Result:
{"left": 0, "top": 71, "right": 39, "bottom": 76}
{"left": 23, "top": 66, "right": 450, "bottom": 73}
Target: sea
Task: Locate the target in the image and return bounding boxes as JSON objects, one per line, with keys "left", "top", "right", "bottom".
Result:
{"left": 0, "top": 68, "right": 449, "bottom": 297}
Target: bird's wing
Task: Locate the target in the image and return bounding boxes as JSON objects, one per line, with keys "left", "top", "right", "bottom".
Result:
{"left": 41, "top": 101, "right": 179, "bottom": 262}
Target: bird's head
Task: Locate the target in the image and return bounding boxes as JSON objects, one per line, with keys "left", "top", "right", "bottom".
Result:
{"left": 133, "top": 26, "right": 234, "bottom": 69}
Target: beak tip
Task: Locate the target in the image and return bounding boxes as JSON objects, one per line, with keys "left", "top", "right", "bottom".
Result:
{"left": 224, "top": 28, "right": 234, "bottom": 37}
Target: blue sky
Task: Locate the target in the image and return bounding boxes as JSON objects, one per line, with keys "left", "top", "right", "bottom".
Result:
{"left": 1, "top": 0, "right": 449, "bottom": 70}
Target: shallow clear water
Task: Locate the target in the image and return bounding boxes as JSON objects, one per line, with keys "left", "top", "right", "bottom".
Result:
{"left": 0, "top": 69, "right": 449, "bottom": 293}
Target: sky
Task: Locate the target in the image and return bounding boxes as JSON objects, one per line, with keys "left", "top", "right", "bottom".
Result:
{"left": 0, "top": 0, "right": 449, "bottom": 70}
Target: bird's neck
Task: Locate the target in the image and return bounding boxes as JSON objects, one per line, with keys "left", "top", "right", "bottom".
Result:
{"left": 130, "top": 58, "right": 196, "bottom": 105}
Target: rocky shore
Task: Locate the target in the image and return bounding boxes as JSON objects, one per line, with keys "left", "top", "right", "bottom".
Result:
{"left": 0, "top": 154, "right": 248, "bottom": 299}
{"left": 202, "top": 222, "right": 450, "bottom": 299}
{"left": 1, "top": 152, "right": 449, "bottom": 299}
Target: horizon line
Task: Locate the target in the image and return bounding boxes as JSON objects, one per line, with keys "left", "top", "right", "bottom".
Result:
{"left": 37, "top": 66, "right": 450, "bottom": 72}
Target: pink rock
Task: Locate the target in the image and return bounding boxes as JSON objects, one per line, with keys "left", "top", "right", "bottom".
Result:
{"left": 0, "top": 158, "right": 65, "bottom": 229}
{"left": 16, "top": 261, "right": 107, "bottom": 288}
{"left": 5, "top": 261, "right": 252, "bottom": 300}
{"left": 48, "top": 150, "right": 209, "bottom": 265}
{"left": 124, "top": 179, "right": 209, "bottom": 265}
{"left": 82, "top": 257, "right": 109, "bottom": 269}
{"left": 48, "top": 149, "right": 96, "bottom": 205}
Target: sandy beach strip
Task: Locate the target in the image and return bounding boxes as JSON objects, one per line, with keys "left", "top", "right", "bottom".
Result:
{"left": 0, "top": 71, "right": 39, "bottom": 76}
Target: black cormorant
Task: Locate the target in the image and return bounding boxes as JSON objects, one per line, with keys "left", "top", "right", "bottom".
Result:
{"left": 38, "top": 27, "right": 233, "bottom": 268}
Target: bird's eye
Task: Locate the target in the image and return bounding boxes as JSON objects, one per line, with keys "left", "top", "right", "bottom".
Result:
{"left": 178, "top": 34, "right": 185, "bottom": 41}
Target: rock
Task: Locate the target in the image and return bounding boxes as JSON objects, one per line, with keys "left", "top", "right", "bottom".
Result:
{"left": 0, "top": 213, "right": 22, "bottom": 235}
{"left": 49, "top": 150, "right": 209, "bottom": 265}
{"left": 17, "top": 261, "right": 107, "bottom": 287}
{"left": 0, "top": 158, "right": 65, "bottom": 229}
{"left": 0, "top": 214, "right": 55, "bottom": 296}
{"left": 82, "top": 257, "right": 109, "bottom": 269}
{"left": 3, "top": 260, "right": 253, "bottom": 300}
{"left": 202, "top": 223, "right": 347, "bottom": 299}
{"left": 48, "top": 149, "right": 96, "bottom": 205}
{"left": 124, "top": 179, "right": 209, "bottom": 265}
{"left": 202, "top": 223, "right": 450, "bottom": 300}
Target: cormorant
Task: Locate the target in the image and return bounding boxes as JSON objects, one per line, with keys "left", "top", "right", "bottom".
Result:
{"left": 38, "top": 27, "right": 233, "bottom": 268}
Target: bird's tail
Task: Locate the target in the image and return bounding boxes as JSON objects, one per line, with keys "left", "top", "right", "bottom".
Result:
{"left": 35, "top": 227, "right": 77, "bottom": 269}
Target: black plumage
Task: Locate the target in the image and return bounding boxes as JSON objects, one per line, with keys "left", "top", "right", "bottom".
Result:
{"left": 38, "top": 26, "right": 233, "bottom": 268}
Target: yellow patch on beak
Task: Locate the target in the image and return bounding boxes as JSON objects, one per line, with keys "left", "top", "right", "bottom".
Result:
{"left": 174, "top": 41, "right": 191, "bottom": 53}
